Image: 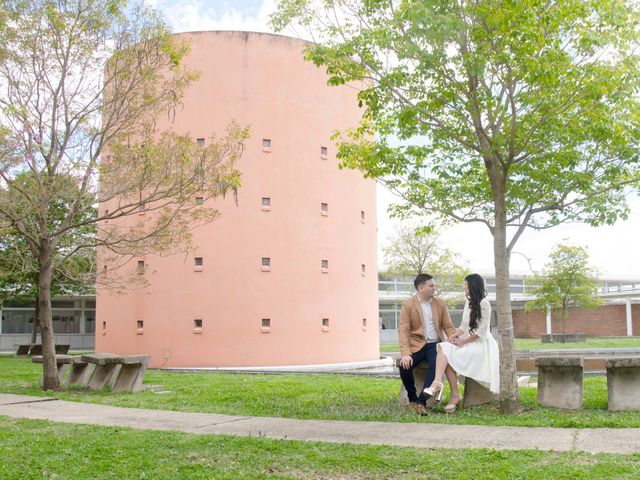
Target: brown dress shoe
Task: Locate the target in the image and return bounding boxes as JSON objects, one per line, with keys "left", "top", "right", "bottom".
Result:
{"left": 410, "top": 402, "right": 427, "bottom": 415}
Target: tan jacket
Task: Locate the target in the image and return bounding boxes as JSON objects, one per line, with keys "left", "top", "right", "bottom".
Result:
{"left": 399, "top": 295, "right": 456, "bottom": 357}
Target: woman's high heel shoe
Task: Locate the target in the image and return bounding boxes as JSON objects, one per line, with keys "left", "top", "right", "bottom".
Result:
{"left": 444, "top": 395, "right": 462, "bottom": 413}
{"left": 423, "top": 380, "right": 444, "bottom": 402}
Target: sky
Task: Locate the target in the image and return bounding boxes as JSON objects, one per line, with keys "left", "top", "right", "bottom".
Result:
{"left": 148, "top": 0, "right": 640, "bottom": 279}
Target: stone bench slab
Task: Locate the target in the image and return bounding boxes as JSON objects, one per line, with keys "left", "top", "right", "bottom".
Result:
{"left": 81, "top": 353, "right": 149, "bottom": 365}
{"left": 32, "top": 355, "right": 85, "bottom": 365}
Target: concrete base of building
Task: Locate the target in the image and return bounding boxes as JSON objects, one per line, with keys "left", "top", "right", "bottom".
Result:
{"left": 161, "top": 356, "right": 394, "bottom": 374}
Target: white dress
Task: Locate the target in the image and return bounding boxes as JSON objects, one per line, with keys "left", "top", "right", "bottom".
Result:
{"left": 438, "top": 297, "right": 500, "bottom": 393}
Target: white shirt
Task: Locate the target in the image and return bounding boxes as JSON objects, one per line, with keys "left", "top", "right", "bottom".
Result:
{"left": 419, "top": 296, "right": 438, "bottom": 343}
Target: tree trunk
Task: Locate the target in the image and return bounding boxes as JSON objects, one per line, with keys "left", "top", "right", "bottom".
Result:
{"left": 30, "top": 292, "right": 39, "bottom": 345}
{"left": 38, "top": 242, "right": 59, "bottom": 390}
{"left": 493, "top": 190, "right": 520, "bottom": 413}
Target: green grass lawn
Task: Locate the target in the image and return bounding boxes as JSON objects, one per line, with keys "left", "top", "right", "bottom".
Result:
{"left": 1, "top": 417, "right": 640, "bottom": 480}
{"left": 1, "top": 356, "right": 638, "bottom": 428}
{"left": 380, "top": 337, "right": 640, "bottom": 352}
{"left": 515, "top": 337, "right": 640, "bottom": 350}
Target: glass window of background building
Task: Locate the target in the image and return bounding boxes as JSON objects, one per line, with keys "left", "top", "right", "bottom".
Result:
{"left": 1, "top": 298, "right": 96, "bottom": 335}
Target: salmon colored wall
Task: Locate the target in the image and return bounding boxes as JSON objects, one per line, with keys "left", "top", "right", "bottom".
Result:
{"left": 96, "top": 31, "right": 379, "bottom": 367}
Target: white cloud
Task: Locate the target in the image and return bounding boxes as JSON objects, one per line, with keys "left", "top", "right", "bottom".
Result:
{"left": 152, "top": 0, "right": 280, "bottom": 34}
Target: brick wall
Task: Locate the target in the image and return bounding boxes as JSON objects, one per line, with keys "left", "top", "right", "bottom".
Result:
{"left": 513, "top": 303, "right": 639, "bottom": 338}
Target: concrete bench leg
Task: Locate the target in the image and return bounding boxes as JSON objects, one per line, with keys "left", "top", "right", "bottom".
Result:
{"left": 112, "top": 362, "right": 148, "bottom": 392}
{"left": 66, "top": 363, "right": 91, "bottom": 387}
{"left": 38, "top": 363, "right": 70, "bottom": 388}
{"left": 398, "top": 366, "right": 428, "bottom": 405}
{"left": 607, "top": 359, "right": 640, "bottom": 411}
{"left": 87, "top": 364, "right": 119, "bottom": 390}
{"left": 536, "top": 357, "right": 583, "bottom": 409}
{"left": 462, "top": 377, "right": 498, "bottom": 408}
{"left": 398, "top": 365, "right": 441, "bottom": 407}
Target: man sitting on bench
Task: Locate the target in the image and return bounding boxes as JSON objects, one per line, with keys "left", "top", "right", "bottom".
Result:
{"left": 399, "top": 273, "right": 457, "bottom": 415}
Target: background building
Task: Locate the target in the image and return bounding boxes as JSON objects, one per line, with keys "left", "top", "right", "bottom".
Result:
{"left": 379, "top": 274, "right": 640, "bottom": 343}
{"left": 95, "top": 31, "right": 379, "bottom": 368}
{"left": 0, "top": 296, "right": 95, "bottom": 351}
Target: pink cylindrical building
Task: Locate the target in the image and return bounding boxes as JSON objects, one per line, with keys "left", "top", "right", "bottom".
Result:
{"left": 96, "top": 31, "right": 378, "bottom": 368}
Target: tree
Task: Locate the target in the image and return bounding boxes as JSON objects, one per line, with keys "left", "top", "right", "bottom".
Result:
{"left": 382, "top": 222, "right": 467, "bottom": 304}
{"left": 0, "top": 0, "right": 247, "bottom": 390}
{"left": 526, "top": 244, "right": 603, "bottom": 337}
{"left": 272, "top": 0, "right": 640, "bottom": 412}
{"left": 0, "top": 172, "right": 96, "bottom": 345}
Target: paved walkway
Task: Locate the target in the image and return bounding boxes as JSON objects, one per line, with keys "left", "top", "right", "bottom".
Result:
{"left": 1, "top": 393, "right": 640, "bottom": 454}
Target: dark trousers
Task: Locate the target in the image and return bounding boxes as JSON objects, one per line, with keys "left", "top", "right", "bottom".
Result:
{"left": 399, "top": 342, "right": 438, "bottom": 405}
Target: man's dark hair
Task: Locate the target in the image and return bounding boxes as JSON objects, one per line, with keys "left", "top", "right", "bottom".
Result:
{"left": 413, "top": 273, "right": 434, "bottom": 290}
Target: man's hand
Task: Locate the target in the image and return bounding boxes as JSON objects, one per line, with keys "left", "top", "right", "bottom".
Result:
{"left": 400, "top": 355, "right": 413, "bottom": 369}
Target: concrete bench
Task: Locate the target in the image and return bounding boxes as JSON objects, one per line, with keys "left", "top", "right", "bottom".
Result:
{"left": 81, "top": 353, "right": 150, "bottom": 392}
{"left": 461, "top": 377, "right": 499, "bottom": 408}
{"left": 393, "top": 358, "right": 497, "bottom": 408}
{"left": 18, "top": 344, "right": 71, "bottom": 357}
{"left": 32, "top": 355, "right": 91, "bottom": 387}
{"left": 606, "top": 357, "right": 640, "bottom": 411}
{"left": 55, "top": 344, "right": 71, "bottom": 354}
{"left": 394, "top": 358, "right": 431, "bottom": 405}
{"left": 15, "top": 345, "right": 31, "bottom": 357}
{"left": 535, "top": 357, "right": 584, "bottom": 409}
{"left": 28, "top": 344, "right": 42, "bottom": 356}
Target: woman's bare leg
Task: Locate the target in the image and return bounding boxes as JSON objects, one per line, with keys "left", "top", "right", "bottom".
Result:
{"left": 430, "top": 346, "right": 449, "bottom": 387}
{"left": 444, "top": 364, "right": 459, "bottom": 397}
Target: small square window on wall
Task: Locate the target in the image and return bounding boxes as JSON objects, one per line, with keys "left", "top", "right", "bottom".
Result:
{"left": 195, "top": 196, "right": 204, "bottom": 205}
{"left": 322, "top": 318, "right": 330, "bottom": 332}
{"left": 137, "top": 260, "right": 145, "bottom": 274}
{"left": 320, "top": 146, "right": 328, "bottom": 158}
{"left": 261, "top": 197, "right": 271, "bottom": 211}
{"left": 196, "top": 138, "right": 205, "bottom": 146}
{"left": 261, "top": 318, "right": 271, "bottom": 333}
{"left": 321, "top": 259, "right": 328, "bottom": 273}
{"left": 362, "top": 318, "right": 367, "bottom": 331}
{"left": 138, "top": 202, "right": 146, "bottom": 214}
{"left": 193, "top": 319, "right": 203, "bottom": 333}
{"left": 361, "top": 210, "right": 366, "bottom": 223}
{"left": 262, "top": 138, "right": 271, "bottom": 151}
{"left": 361, "top": 264, "right": 366, "bottom": 276}
{"left": 136, "top": 320, "right": 144, "bottom": 334}
{"left": 321, "top": 203, "right": 328, "bottom": 216}
{"left": 102, "top": 321, "right": 107, "bottom": 335}
{"left": 261, "top": 257, "right": 271, "bottom": 271}
{"left": 194, "top": 257, "right": 204, "bottom": 271}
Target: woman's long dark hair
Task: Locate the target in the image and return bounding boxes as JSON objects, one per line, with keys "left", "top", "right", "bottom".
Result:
{"left": 465, "top": 274, "right": 487, "bottom": 334}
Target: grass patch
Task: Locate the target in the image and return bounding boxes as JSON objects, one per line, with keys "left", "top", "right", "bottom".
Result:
{"left": 379, "top": 343, "right": 400, "bottom": 352}
{"left": 2, "top": 416, "right": 640, "bottom": 479}
{"left": 380, "top": 337, "right": 640, "bottom": 353}
{"left": 1, "top": 356, "right": 638, "bottom": 428}
{"left": 515, "top": 337, "right": 640, "bottom": 350}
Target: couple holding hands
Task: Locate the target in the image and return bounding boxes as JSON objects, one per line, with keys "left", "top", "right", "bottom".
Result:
{"left": 399, "top": 273, "right": 500, "bottom": 415}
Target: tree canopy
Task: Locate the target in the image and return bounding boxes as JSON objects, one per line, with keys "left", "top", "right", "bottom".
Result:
{"left": 0, "top": 0, "right": 247, "bottom": 389}
{"left": 526, "top": 244, "right": 603, "bottom": 335}
{"left": 272, "top": 0, "right": 640, "bottom": 412}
